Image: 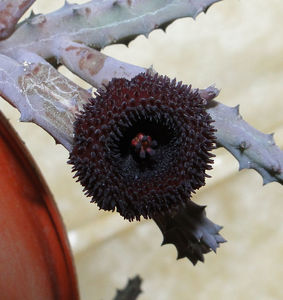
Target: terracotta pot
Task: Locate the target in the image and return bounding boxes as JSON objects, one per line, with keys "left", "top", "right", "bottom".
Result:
{"left": 0, "top": 112, "right": 79, "bottom": 300}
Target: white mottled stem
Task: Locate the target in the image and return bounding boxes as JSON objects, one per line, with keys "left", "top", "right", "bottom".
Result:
{"left": 0, "top": 52, "right": 90, "bottom": 151}
{"left": 51, "top": 38, "right": 146, "bottom": 89}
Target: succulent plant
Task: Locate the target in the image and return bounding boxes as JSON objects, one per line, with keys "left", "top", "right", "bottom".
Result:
{"left": 0, "top": 1, "right": 282, "bottom": 297}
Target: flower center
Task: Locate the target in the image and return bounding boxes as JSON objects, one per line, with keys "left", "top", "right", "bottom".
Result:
{"left": 131, "top": 133, "right": 158, "bottom": 159}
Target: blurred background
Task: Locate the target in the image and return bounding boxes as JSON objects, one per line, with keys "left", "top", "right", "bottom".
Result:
{"left": 0, "top": 0, "right": 283, "bottom": 299}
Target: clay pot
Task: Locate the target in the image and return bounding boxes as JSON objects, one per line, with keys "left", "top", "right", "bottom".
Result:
{"left": 0, "top": 112, "right": 79, "bottom": 299}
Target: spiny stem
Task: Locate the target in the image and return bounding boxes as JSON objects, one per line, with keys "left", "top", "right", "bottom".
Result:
{"left": 0, "top": 0, "right": 36, "bottom": 40}
{"left": 207, "top": 100, "right": 283, "bottom": 185}
{"left": 0, "top": 0, "right": 221, "bottom": 59}
{"left": 0, "top": 51, "right": 90, "bottom": 151}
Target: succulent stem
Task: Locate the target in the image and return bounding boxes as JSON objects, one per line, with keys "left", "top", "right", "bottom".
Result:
{"left": 51, "top": 38, "right": 146, "bottom": 88}
{"left": 0, "top": 0, "right": 35, "bottom": 40}
{"left": 0, "top": 0, "right": 221, "bottom": 58}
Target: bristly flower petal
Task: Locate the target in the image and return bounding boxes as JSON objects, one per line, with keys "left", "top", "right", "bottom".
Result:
{"left": 69, "top": 72, "right": 216, "bottom": 221}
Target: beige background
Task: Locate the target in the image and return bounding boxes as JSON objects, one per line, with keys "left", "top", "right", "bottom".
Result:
{"left": 1, "top": 0, "right": 283, "bottom": 299}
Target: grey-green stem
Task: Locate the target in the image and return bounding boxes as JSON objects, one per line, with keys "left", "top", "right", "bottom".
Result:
{"left": 0, "top": 0, "right": 221, "bottom": 59}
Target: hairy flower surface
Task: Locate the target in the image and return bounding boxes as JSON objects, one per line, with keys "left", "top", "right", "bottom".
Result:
{"left": 69, "top": 73, "right": 216, "bottom": 221}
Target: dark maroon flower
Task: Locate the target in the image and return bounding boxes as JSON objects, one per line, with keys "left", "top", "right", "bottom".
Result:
{"left": 69, "top": 72, "right": 216, "bottom": 220}
{"left": 68, "top": 72, "right": 225, "bottom": 263}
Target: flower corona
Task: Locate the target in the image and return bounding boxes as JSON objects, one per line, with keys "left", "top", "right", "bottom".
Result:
{"left": 68, "top": 73, "right": 216, "bottom": 221}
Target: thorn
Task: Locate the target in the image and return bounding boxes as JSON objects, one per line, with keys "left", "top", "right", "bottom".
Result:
{"left": 143, "top": 32, "right": 149, "bottom": 39}
{"left": 267, "top": 133, "right": 275, "bottom": 145}
{"left": 28, "top": 10, "right": 35, "bottom": 19}
{"left": 232, "top": 104, "right": 240, "bottom": 117}
{"left": 238, "top": 141, "right": 250, "bottom": 151}
{"left": 200, "top": 86, "right": 220, "bottom": 101}
{"left": 64, "top": 0, "right": 71, "bottom": 7}
{"left": 202, "top": 233, "right": 218, "bottom": 253}
{"left": 197, "top": 253, "right": 205, "bottom": 263}
{"left": 215, "top": 224, "right": 223, "bottom": 232}
{"left": 269, "top": 165, "right": 281, "bottom": 175}
{"left": 73, "top": 8, "right": 85, "bottom": 16}
{"left": 215, "top": 235, "right": 227, "bottom": 244}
